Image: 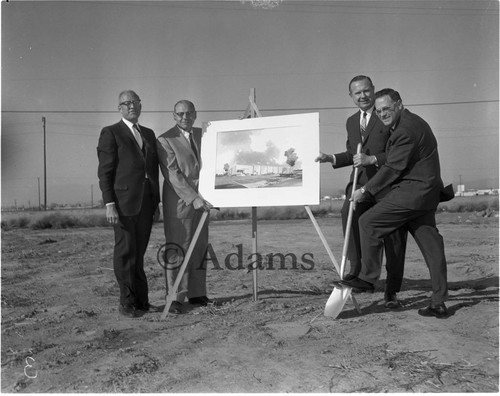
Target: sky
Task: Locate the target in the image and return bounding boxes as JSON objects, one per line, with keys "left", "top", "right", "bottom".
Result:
{"left": 1, "top": 0, "right": 498, "bottom": 208}
{"left": 215, "top": 126, "right": 306, "bottom": 172}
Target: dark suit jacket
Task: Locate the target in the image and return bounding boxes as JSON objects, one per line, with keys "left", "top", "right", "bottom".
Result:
{"left": 333, "top": 110, "right": 390, "bottom": 194}
{"left": 364, "top": 109, "right": 444, "bottom": 210}
{"left": 97, "top": 120, "right": 160, "bottom": 216}
{"left": 157, "top": 126, "right": 202, "bottom": 219}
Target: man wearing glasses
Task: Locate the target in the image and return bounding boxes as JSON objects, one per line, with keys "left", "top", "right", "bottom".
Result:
{"left": 97, "top": 90, "right": 160, "bottom": 318}
{"left": 157, "top": 100, "right": 212, "bottom": 315}
{"left": 341, "top": 88, "right": 450, "bottom": 318}
{"left": 316, "top": 75, "right": 407, "bottom": 309}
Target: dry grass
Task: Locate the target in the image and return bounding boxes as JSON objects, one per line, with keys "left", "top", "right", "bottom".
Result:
{"left": 1, "top": 195, "right": 497, "bottom": 230}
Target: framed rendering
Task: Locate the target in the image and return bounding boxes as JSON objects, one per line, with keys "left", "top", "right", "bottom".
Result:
{"left": 199, "top": 112, "right": 320, "bottom": 207}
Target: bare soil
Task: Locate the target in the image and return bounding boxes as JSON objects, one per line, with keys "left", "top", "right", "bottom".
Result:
{"left": 1, "top": 213, "right": 498, "bottom": 392}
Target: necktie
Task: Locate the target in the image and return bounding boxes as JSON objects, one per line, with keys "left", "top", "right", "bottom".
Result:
{"left": 360, "top": 112, "right": 367, "bottom": 141}
{"left": 189, "top": 133, "right": 199, "bottom": 160}
{"left": 132, "top": 124, "right": 143, "bottom": 148}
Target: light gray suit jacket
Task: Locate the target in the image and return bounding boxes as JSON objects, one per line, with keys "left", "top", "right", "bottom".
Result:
{"left": 157, "top": 126, "right": 202, "bottom": 219}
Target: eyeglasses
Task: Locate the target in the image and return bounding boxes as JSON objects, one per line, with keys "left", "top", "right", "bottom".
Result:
{"left": 174, "top": 111, "right": 196, "bottom": 118}
{"left": 119, "top": 100, "right": 141, "bottom": 108}
{"left": 375, "top": 103, "right": 398, "bottom": 116}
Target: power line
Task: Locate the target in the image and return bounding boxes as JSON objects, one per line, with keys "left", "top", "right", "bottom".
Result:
{"left": 5, "top": 66, "right": 497, "bottom": 83}
{"left": 91, "top": 1, "right": 499, "bottom": 16}
{"left": 1, "top": 99, "right": 498, "bottom": 114}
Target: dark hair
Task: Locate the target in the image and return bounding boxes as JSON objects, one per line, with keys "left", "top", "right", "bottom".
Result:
{"left": 348, "top": 75, "right": 373, "bottom": 92}
{"left": 174, "top": 100, "right": 196, "bottom": 112}
{"left": 375, "top": 88, "right": 401, "bottom": 102}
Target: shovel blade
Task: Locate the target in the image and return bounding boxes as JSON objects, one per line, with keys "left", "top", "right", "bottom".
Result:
{"left": 324, "top": 284, "right": 352, "bottom": 318}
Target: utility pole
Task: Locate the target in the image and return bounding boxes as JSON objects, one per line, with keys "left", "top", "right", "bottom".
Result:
{"left": 42, "top": 117, "right": 47, "bottom": 210}
{"left": 91, "top": 184, "right": 93, "bottom": 209}
{"left": 38, "top": 177, "right": 41, "bottom": 210}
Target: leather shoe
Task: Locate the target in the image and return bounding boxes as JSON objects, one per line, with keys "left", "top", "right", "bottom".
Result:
{"left": 340, "top": 277, "right": 374, "bottom": 293}
{"left": 189, "top": 296, "right": 212, "bottom": 306}
{"left": 343, "top": 274, "right": 358, "bottom": 282}
{"left": 136, "top": 303, "right": 161, "bottom": 313}
{"left": 384, "top": 293, "right": 400, "bottom": 309}
{"left": 119, "top": 304, "right": 138, "bottom": 318}
{"left": 418, "top": 304, "right": 449, "bottom": 318}
{"left": 168, "top": 301, "right": 184, "bottom": 314}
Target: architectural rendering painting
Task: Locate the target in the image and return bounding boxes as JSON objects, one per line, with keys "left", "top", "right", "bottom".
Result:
{"left": 199, "top": 113, "right": 320, "bottom": 207}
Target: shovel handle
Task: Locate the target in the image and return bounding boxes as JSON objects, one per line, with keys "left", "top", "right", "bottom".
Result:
{"left": 161, "top": 210, "right": 209, "bottom": 319}
{"left": 339, "top": 143, "right": 362, "bottom": 279}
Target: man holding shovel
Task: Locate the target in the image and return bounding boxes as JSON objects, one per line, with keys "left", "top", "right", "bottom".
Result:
{"left": 342, "top": 88, "right": 450, "bottom": 318}
{"left": 157, "top": 100, "right": 213, "bottom": 315}
{"left": 316, "top": 75, "right": 407, "bottom": 308}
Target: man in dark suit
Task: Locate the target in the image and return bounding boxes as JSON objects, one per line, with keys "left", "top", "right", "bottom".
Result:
{"left": 157, "top": 100, "right": 212, "bottom": 315}
{"left": 316, "top": 75, "right": 407, "bottom": 308}
{"left": 342, "top": 88, "right": 449, "bottom": 318}
{"left": 97, "top": 90, "right": 160, "bottom": 318}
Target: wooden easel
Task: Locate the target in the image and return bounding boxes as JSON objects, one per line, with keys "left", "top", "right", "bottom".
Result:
{"left": 242, "top": 88, "right": 261, "bottom": 301}
{"left": 161, "top": 89, "right": 360, "bottom": 317}
{"left": 241, "top": 89, "right": 360, "bottom": 314}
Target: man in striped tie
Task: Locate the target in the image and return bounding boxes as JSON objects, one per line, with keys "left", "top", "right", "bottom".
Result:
{"left": 97, "top": 90, "right": 161, "bottom": 318}
{"left": 315, "top": 76, "right": 407, "bottom": 308}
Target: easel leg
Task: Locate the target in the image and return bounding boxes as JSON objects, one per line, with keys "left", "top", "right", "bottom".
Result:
{"left": 350, "top": 294, "right": 362, "bottom": 314}
{"left": 252, "top": 207, "right": 258, "bottom": 301}
{"left": 305, "top": 205, "right": 361, "bottom": 315}
{"left": 241, "top": 90, "right": 261, "bottom": 302}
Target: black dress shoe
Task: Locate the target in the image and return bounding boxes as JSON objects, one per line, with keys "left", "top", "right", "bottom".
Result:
{"left": 168, "top": 301, "right": 184, "bottom": 314}
{"left": 136, "top": 303, "right": 161, "bottom": 313}
{"left": 340, "top": 277, "right": 374, "bottom": 293}
{"left": 343, "top": 274, "right": 358, "bottom": 282}
{"left": 119, "top": 304, "right": 138, "bottom": 318}
{"left": 384, "top": 292, "right": 400, "bottom": 309}
{"left": 418, "top": 304, "right": 449, "bottom": 318}
{"left": 188, "top": 296, "right": 212, "bottom": 306}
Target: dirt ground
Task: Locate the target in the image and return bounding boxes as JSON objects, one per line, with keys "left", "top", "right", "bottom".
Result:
{"left": 1, "top": 212, "right": 498, "bottom": 392}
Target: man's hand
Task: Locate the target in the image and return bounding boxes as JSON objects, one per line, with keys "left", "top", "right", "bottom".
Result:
{"left": 315, "top": 152, "right": 334, "bottom": 163}
{"left": 351, "top": 188, "right": 364, "bottom": 210}
{"left": 352, "top": 188, "right": 364, "bottom": 203}
{"left": 106, "top": 203, "right": 119, "bottom": 225}
{"left": 153, "top": 206, "right": 160, "bottom": 223}
{"left": 193, "top": 196, "right": 213, "bottom": 211}
{"left": 353, "top": 153, "right": 377, "bottom": 168}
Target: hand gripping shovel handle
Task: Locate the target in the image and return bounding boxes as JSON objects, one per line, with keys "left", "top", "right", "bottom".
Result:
{"left": 161, "top": 210, "right": 209, "bottom": 319}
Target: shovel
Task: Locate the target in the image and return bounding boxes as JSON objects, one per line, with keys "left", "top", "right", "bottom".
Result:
{"left": 324, "top": 142, "right": 363, "bottom": 318}
{"left": 161, "top": 210, "right": 209, "bottom": 320}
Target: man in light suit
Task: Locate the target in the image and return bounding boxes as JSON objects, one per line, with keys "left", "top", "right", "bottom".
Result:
{"left": 97, "top": 90, "right": 160, "bottom": 318}
{"left": 157, "top": 100, "right": 212, "bottom": 314}
{"left": 316, "top": 76, "right": 407, "bottom": 308}
{"left": 342, "top": 88, "right": 449, "bottom": 318}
